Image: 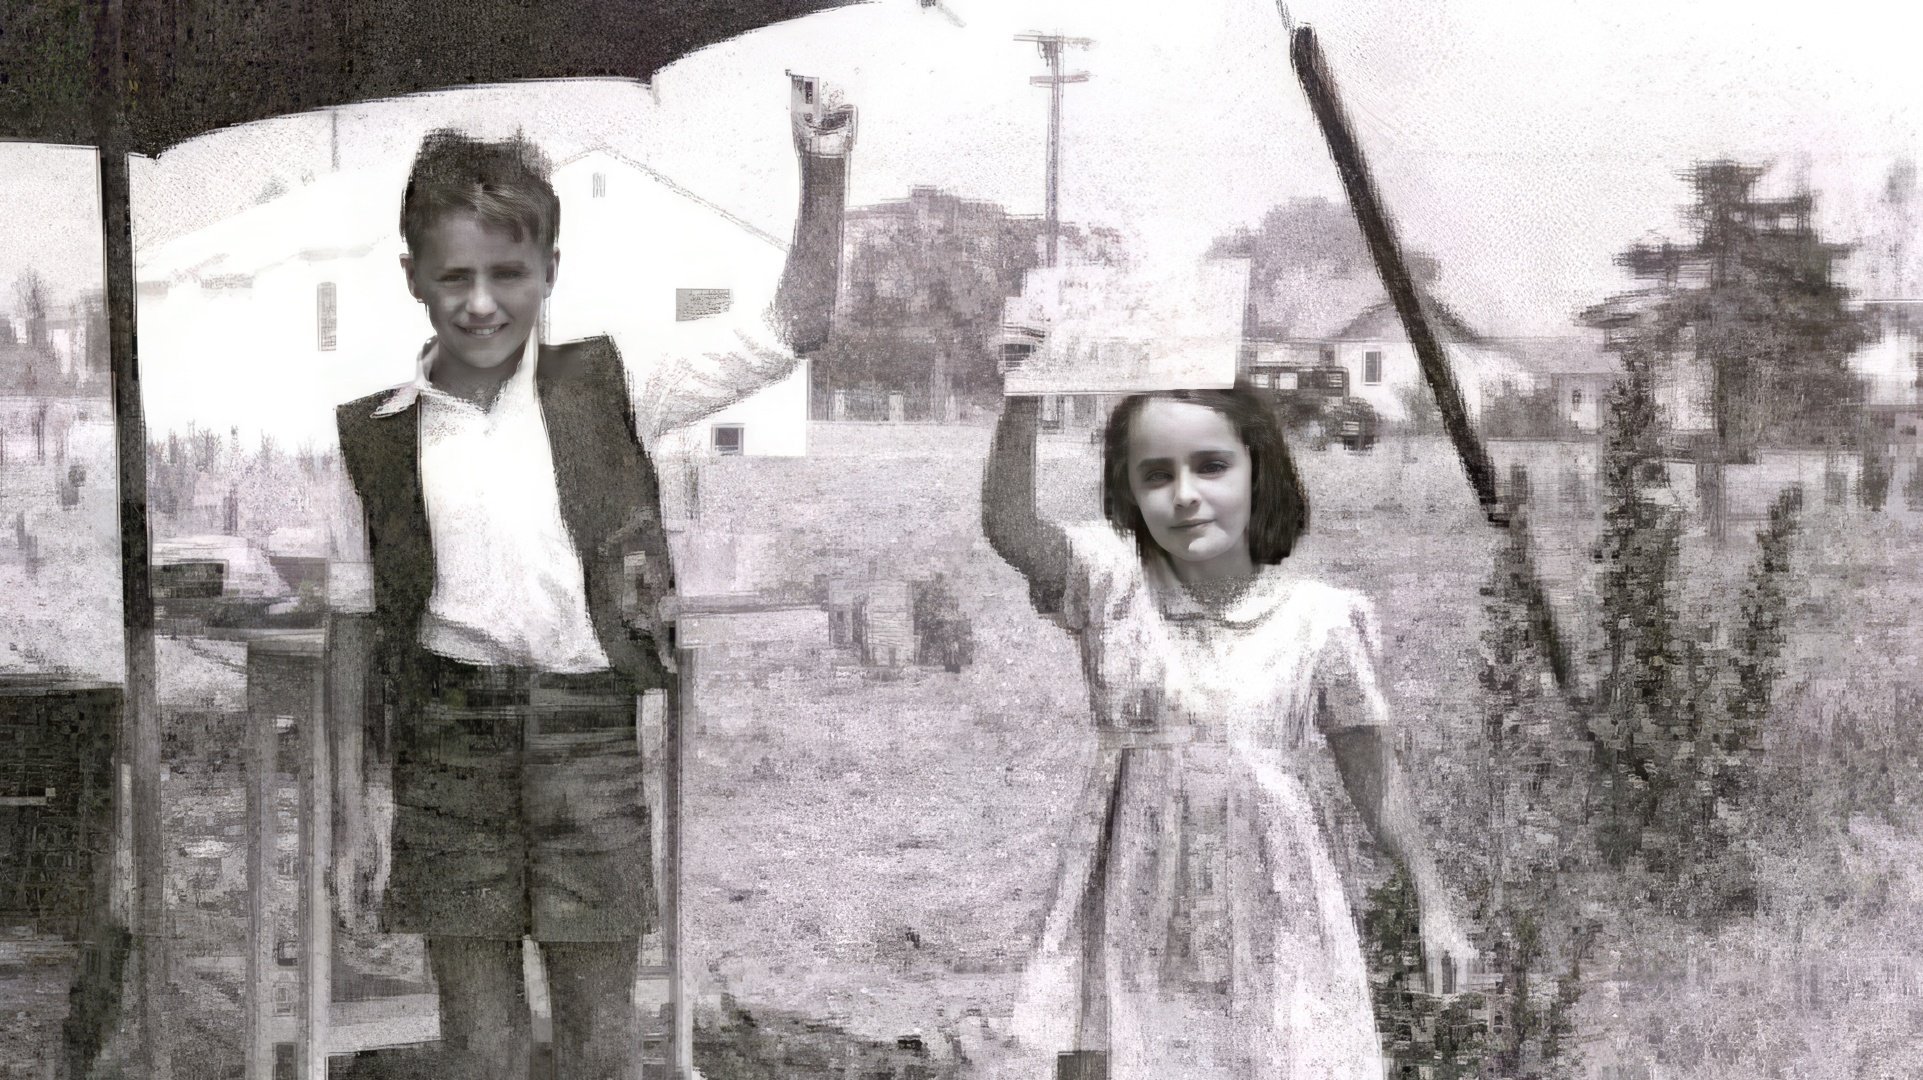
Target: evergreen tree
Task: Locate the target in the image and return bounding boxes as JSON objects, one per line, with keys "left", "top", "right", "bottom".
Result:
{"left": 1586, "top": 161, "right": 1872, "bottom": 462}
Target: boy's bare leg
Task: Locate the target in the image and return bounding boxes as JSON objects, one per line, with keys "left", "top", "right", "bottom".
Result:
{"left": 427, "top": 935, "right": 532, "bottom": 1080}
{"left": 541, "top": 938, "right": 640, "bottom": 1080}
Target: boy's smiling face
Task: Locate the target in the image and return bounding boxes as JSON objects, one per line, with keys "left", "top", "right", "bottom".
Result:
{"left": 402, "top": 210, "right": 557, "bottom": 376}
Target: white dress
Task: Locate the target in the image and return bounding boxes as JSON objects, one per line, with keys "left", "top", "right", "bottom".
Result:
{"left": 1008, "top": 523, "right": 1390, "bottom": 1079}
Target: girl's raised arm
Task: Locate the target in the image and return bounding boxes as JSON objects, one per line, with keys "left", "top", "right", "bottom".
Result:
{"left": 981, "top": 395, "right": 1071, "bottom": 616}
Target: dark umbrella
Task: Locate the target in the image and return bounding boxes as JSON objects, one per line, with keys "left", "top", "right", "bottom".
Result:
{"left": 2, "top": 3, "right": 862, "bottom": 1076}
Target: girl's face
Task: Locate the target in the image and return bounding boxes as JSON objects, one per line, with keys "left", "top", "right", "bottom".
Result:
{"left": 402, "top": 211, "right": 557, "bottom": 375}
{"left": 1125, "top": 398, "right": 1255, "bottom": 585}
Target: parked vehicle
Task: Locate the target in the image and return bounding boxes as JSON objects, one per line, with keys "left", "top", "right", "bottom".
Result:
{"left": 1248, "top": 363, "right": 1379, "bottom": 451}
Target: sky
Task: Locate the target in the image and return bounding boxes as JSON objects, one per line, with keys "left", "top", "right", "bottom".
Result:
{"left": 6, "top": 0, "right": 1923, "bottom": 336}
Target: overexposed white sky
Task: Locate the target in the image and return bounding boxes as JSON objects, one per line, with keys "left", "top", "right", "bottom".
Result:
{"left": 6, "top": 0, "right": 1923, "bottom": 334}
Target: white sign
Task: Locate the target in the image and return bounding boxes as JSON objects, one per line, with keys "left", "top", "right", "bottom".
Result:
{"left": 1003, "top": 258, "right": 1248, "bottom": 396}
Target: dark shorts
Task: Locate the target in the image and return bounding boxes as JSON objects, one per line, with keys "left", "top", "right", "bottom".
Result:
{"left": 385, "top": 654, "right": 655, "bottom": 942}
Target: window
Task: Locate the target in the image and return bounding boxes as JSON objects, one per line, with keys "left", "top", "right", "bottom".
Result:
{"left": 273, "top": 983, "right": 296, "bottom": 1016}
{"left": 1318, "top": 345, "right": 1336, "bottom": 365}
{"left": 591, "top": 171, "right": 606, "bottom": 198}
{"left": 1572, "top": 388, "right": 1584, "bottom": 410}
{"left": 675, "top": 288, "right": 733, "bottom": 322}
{"left": 1363, "top": 350, "right": 1383, "bottom": 385}
{"left": 712, "top": 424, "right": 744, "bottom": 456}
{"left": 316, "top": 282, "right": 337, "bottom": 351}
{"left": 276, "top": 936, "right": 299, "bottom": 966}
{"left": 274, "top": 1043, "right": 297, "bottom": 1080}
{"left": 277, "top": 851, "right": 297, "bottom": 879}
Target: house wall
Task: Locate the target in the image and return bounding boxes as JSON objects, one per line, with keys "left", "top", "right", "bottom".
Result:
{"left": 137, "top": 246, "right": 422, "bottom": 449}
{"left": 549, "top": 153, "right": 804, "bottom": 458}
{"left": 137, "top": 154, "right": 807, "bottom": 457}
{"left": 1850, "top": 329, "right": 1921, "bottom": 408}
{"left": 1548, "top": 373, "right": 1615, "bottom": 433}
{"left": 1321, "top": 341, "right": 1527, "bottom": 422}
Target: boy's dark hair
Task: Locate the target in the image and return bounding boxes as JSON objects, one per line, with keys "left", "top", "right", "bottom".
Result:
{"left": 400, "top": 129, "right": 560, "bottom": 254}
{"left": 1100, "top": 380, "right": 1310, "bottom": 565}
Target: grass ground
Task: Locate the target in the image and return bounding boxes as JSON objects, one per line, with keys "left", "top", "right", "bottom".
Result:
{"left": 4, "top": 421, "right": 1923, "bottom": 1076}
{"left": 682, "top": 425, "right": 1923, "bottom": 1077}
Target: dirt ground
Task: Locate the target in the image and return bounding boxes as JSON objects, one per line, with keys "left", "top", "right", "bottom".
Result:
{"left": 5, "top": 422, "right": 1923, "bottom": 1077}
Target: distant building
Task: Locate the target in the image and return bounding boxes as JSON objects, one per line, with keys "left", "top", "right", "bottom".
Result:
{"left": 1244, "top": 286, "right": 1534, "bottom": 424}
{"left": 1493, "top": 336, "right": 1623, "bottom": 434}
{"left": 135, "top": 147, "right": 805, "bottom": 457}
{"left": 1849, "top": 299, "right": 1923, "bottom": 449}
{"left": 547, "top": 146, "right": 804, "bottom": 459}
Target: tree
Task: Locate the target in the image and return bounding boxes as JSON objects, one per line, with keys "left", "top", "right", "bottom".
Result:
{"left": 817, "top": 188, "right": 1128, "bottom": 415}
{"left": 1396, "top": 384, "right": 1442, "bottom": 437}
{"left": 77, "top": 288, "right": 109, "bottom": 386}
{"left": 1569, "top": 329, "right": 1806, "bottom": 921}
{"left": 1208, "top": 197, "right": 1442, "bottom": 341}
{"left": 13, "top": 269, "right": 49, "bottom": 351}
{"left": 1582, "top": 161, "right": 1873, "bottom": 461}
{"left": 1480, "top": 381, "right": 1564, "bottom": 441}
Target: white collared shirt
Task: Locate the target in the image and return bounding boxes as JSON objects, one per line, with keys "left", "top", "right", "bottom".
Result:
{"left": 327, "top": 291, "right": 796, "bottom": 673}
{"left": 404, "top": 331, "right": 609, "bottom": 671}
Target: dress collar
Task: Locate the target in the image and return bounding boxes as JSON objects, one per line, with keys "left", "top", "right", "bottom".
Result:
{"left": 1144, "top": 544, "right": 1298, "bottom": 627}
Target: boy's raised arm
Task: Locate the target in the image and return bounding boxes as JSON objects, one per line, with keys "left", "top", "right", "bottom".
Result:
{"left": 631, "top": 94, "right": 854, "bottom": 445}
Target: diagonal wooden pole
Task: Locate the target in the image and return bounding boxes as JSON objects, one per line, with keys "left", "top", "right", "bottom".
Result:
{"left": 1286, "top": 20, "right": 1586, "bottom": 707}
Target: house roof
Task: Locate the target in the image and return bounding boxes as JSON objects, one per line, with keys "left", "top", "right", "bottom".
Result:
{"left": 1492, "top": 335, "right": 1622, "bottom": 376}
{"left": 1246, "top": 269, "right": 1383, "bottom": 342}
{"left": 1329, "top": 297, "right": 1488, "bottom": 345}
{"left": 136, "top": 168, "right": 404, "bottom": 284}
{"left": 552, "top": 144, "right": 788, "bottom": 251}
{"left": 139, "top": 145, "right": 787, "bottom": 285}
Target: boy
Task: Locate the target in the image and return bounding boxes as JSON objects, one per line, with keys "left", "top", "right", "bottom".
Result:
{"left": 329, "top": 96, "right": 852, "bottom": 1079}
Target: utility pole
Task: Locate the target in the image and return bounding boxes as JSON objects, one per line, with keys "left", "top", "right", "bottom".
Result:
{"left": 1015, "top": 33, "right": 1091, "bottom": 267}
{"left": 329, "top": 108, "right": 339, "bottom": 172}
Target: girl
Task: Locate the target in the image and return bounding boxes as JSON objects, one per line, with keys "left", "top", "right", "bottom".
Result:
{"left": 980, "top": 382, "right": 1475, "bottom": 1079}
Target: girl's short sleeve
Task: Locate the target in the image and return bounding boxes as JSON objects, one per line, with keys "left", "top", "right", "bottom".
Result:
{"left": 1057, "top": 523, "right": 1141, "bottom": 636}
{"left": 1312, "top": 589, "right": 1392, "bottom": 736}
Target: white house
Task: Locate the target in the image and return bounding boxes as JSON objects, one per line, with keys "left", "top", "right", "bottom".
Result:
{"left": 1249, "top": 297, "right": 1533, "bottom": 424}
{"left": 137, "top": 168, "right": 419, "bottom": 450}
{"left": 1497, "top": 335, "right": 1623, "bottom": 434}
{"left": 546, "top": 146, "right": 804, "bottom": 459}
{"left": 1848, "top": 302, "right": 1923, "bottom": 447}
{"left": 135, "top": 145, "right": 805, "bottom": 458}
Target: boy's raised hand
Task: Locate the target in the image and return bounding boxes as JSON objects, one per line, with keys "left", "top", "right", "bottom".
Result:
{"left": 794, "top": 85, "right": 857, "bottom": 159}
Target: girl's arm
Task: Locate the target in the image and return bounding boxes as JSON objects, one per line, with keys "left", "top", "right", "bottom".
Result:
{"left": 1327, "top": 725, "right": 1475, "bottom": 993}
{"left": 981, "top": 395, "right": 1071, "bottom": 615}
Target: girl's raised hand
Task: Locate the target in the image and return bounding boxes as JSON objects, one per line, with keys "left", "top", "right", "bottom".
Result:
{"left": 794, "top": 85, "right": 858, "bottom": 159}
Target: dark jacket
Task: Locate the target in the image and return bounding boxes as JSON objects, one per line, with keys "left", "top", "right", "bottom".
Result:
{"left": 333, "top": 335, "right": 674, "bottom": 744}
